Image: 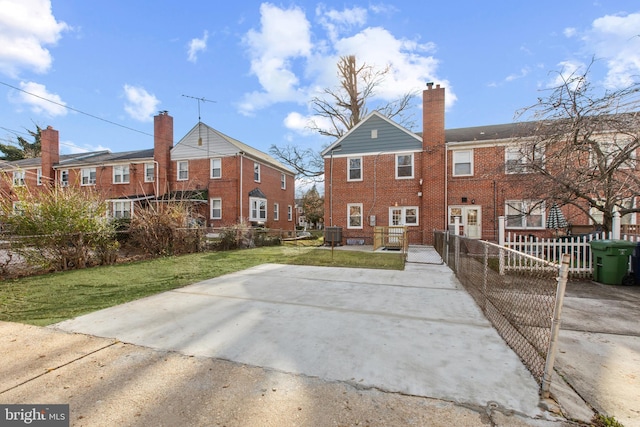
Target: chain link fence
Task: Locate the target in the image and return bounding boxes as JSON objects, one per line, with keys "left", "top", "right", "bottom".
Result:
{"left": 433, "top": 231, "right": 568, "bottom": 388}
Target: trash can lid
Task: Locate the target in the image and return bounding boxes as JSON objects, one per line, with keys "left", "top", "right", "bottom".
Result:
{"left": 589, "top": 239, "right": 637, "bottom": 249}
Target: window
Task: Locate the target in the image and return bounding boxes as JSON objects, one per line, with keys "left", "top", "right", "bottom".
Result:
{"left": 12, "top": 202, "right": 24, "bottom": 215}
{"left": 177, "top": 161, "right": 188, "bottom": 180}
{"left": 37, "top": 168, "right": 42, "bottom": 185}
{"left": 12, "top": 170, "right": 25, "bottom": 187}
{"left": 112, "top": 201, "right": 132, "bottom": 219}
{"left": 250, "top": 197, "right": 267, "bottom": 221}
{"left": 594, "top": 136, "right": 637, "bottom": 170}
{"left": 505, "top": 144, "right": 544, "bottom": 174}
{"left": 274, "top": 203, "right": 279, "bottom": 221}
{"left": 348, "top": 157, "right": 362, "bottom": 181}
{"left": 590, "top": 199, "right": 635, "bottom": 226}
{"left": 453, "top": 150, "right": 473, "bottom": 176}
{"left": 396, "top": 154, "right": 413, "bottom": 178}
{"left": 505, "top": 200, "right": 545, "bottom": 229}
{"left": 81, "top": 168, "right": 96, "bottom": 186}
{"left": 389, "top": 206, "right": 419, "bottom": 226}
{"left": 60, "top": 170, "right": 69, "bottom": 187}
{"left": 144, "top": 163, "right": 155, "bottom": 182}
{"left": 254, "top": 162, "right": 260, "bottom": 182}
{"left": 347, "top": 203, "right": 363, "bottom": 229}
{"left": 281, "top": 173, "right": 286, "bottom": 189}
{"left": 287, "top": 205, "right": 293, "bottom": 221}
{"left": 113, "top": 165, "right": 130, "bottom": 184}
{"left": 210, "top": 158, "right": 221, "bottom": 179}
{"left": 371, "top": 129, "right": 378, "bottom": 139}
{"left": 210, "top": 198, "right": 222, "bottom": 219}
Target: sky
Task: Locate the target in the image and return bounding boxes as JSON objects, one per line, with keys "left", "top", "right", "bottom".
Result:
{"left": 1, "top": 1, "right": 640, "bottom": 164}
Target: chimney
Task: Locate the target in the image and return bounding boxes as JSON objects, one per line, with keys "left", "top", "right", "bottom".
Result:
{"left": 422, "top": 83, "right": 445, "bottom": 150}
{"left": 421, "top": 84, "right": 446, "bottom": 242}
{"left": 41, "top": 126, "right": 59, "bottom": 186}
{"left": 154, "top": 111, "right": 173, "bottom": 196}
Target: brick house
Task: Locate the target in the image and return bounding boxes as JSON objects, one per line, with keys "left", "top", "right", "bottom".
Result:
{"left": 0, "top": 112, "right": 296, "bottom": 231}
{"left": 322, "top": 84, "right": 637, "bottom": 244}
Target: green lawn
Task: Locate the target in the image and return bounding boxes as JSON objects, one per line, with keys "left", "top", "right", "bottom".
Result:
{"left": 0, "top": 244, "right": 404, "bottom": 326}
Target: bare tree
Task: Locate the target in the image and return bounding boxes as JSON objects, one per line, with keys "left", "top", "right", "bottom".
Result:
{"left": 270, "top": 55, "right": 417, "bottom": 179}
{"left": 511, "top": 61, "right": 640, "bottom": 231}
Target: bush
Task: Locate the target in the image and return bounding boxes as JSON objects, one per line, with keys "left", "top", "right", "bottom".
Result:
{"left": 0, "top": 183, "right": 117, "bottom": 272}
{"left": 128, "top": 203, "right": 204, "bottom": 256}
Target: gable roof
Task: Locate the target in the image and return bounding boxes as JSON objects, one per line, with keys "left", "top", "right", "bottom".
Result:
{"left": 173, "top": 122, "right": 295, "bottom": 175}
{"left": 321, "top": 111, "right": 422, "bottom": 157}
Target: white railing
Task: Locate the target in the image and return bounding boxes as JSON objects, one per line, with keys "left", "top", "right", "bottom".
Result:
{"left": 500, "top": 231, "right": 640, "bottom": 277}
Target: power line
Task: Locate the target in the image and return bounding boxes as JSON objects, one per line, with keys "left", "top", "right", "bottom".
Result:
{"left": 0, "top": 80, "right": 155, "bottom": 139}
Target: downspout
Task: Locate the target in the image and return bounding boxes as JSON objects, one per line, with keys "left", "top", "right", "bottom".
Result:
{"left": 444, "top": 143, "right": 448, "bottom": 232}
{"left": 239, "top": 152, "right": 244, "bottom": 221}
{"left": 330, "top": 150, "right": 334, "bottom": 226}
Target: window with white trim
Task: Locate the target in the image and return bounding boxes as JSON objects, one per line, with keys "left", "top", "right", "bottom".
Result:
{"left": 396, "top": 154, "right": 413, "bottom": 179}
{"left": 281, "top": 173, "right": 286, "bottom": 189}
{"left": 37, "top": 168, "right": 42, "bottom": 185}
{"left": 590, "top": 199, "right": 636, "bottom": 226}
{"left": 60, "top": 170, "right": 69, "bottom": 187}
{"left": 210, "top": 198, "right": 222, "bottom": 219}
{"left": 112, "top": 200, "right": 132, "bottom": 219}
{"left": 12, "top": 170, "right": 25, "bottom": 187}
{"left": 389, "top": 206, "right": 419, "bottom": 226}
{"left": 211, "top": 158, "right": 221, "bottom": 179}
{"left": 348, "top": 157, "right": 362, "bottom": 181}
{"left": 254, "top": 162, "right": 260, "bottom": 182}
{"left": 177, "top": 161, "right": 188, "bottom": 180}
{"left": 81, "top": 168, "right": 96, "bottom": 186}
{"left": 274, "top": 202, "right": 279, "bottom": 221}
{"left": 347, "top": 203, "right": 363, "bottom": 229}
{"left": 452, "top": 150, "right": 473, "bottom": 176}
{"left": 505, "top": 200, "right": 545, "bottom": 229}
{"left": 505, "top": 144, "right": 544, "bottom": 174}
{"left": 250, "top": 197, "right": 267, "bottom": 221}
{"left": 593, "top": 136, "right": 637, "bottom": 170}
{"left": 144, "top": 163, "right": 155, "bottom": 182}
{"left": 287, "top": 205, "right": 293, "bottom": 221}
{"left": 113, "top": 165, "right": 130, "bottom": 184}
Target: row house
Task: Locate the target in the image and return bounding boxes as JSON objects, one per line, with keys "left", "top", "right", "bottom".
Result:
{"left": 0, "top": 112, "right": 296, "bottom": 231}
{"left": 322, "top": 84, "right": 637, "bottom": 245}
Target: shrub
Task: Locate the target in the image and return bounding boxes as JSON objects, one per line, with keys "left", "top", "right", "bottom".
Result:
{"left": 0, "top": 183, "right": 117, "bottom": 272}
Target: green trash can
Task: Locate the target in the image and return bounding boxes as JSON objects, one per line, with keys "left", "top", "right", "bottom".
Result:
{"left": 589, "top": 239, "right": 636, "bottom": 285}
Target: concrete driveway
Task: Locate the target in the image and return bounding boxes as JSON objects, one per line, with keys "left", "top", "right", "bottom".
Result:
{"left": 54, "top": 262, "right": 547, "bottom": 418}
{"left": 556, "top": 280, "right": 640, "bottom": 427}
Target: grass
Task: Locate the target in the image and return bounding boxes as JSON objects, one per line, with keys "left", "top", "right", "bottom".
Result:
{"left": 0, "top": 243, "right": 404, "bottom": 326}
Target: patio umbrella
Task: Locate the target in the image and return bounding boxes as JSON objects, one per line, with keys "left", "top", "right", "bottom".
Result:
{"left": 546, "top": 203, "right": 569, "bottom": 234}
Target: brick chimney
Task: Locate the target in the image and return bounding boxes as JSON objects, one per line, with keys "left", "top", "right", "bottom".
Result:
{"left": 421, "top": 83, "right": 447, "bottom": 240}
{"left": 41, "top": 126, "right": 59, "bottom": 186}
{"left": 154, "top": 111, "right": 173, "bottom": 196}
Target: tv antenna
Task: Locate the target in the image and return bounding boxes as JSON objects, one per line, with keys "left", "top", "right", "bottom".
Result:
{"left": 181, "top": 94, "right": 216, "bottom": 122}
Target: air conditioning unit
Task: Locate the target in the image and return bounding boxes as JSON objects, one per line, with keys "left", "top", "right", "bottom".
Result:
{"left": 324, "top": 226, "right": 343, "bottom": 246}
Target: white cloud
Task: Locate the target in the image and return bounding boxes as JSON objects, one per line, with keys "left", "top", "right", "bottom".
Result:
{"left": 563, "top": 27, "right": 577, "bottom": 38}
{"left": 316, "top": 4, "right": 367, "bottom": 42}
{"left": 240, "top": 3, "right": 313, "bottom": 115}
{"left": 9, "top": 81, "right": 67, "bottom": 116}
{"left": 123, "top": 84, "right": 160, "bottom": 122}
{"left": 240, "top": 4, "right": 453, "bottom": 117}
{"left": 0, "top": 0, "right": 68, "bottom": 77}
{"left": 505, "top": 67, "right": 530, "bottom": 82}
{"left": 187, "top": 30, "right": 208, "bottom": 63}
{"left": 582, "top": 12, "right": 640, "bottom": 88}
{"left": 60, "top": 140, "right": 109, "bottom": 155}
{"left": 547, "top": 60, "right": 586, "bottom": 89}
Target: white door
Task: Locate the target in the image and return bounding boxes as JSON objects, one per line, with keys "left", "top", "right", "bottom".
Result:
{"left": 449, "top": 206, "right": 482, "bottom": 239}
{"left": 388, "top": 207, "right": 404, "bottom": 245}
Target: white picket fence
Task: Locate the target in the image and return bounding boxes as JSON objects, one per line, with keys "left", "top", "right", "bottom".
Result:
{"left": 501, "top": 231, "right": 640, "bottom": 277}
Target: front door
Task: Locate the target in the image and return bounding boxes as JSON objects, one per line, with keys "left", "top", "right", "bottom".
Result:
{"left": 449, "top": 206, "right": 482, "bottom": 239}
